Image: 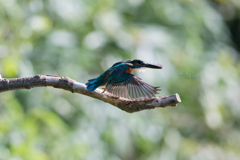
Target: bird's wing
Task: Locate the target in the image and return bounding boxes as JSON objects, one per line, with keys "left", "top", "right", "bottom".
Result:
{"left": 106, "top": 73, "right": 160, "bottom": 100}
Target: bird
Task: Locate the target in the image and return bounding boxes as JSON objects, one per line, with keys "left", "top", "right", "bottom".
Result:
{"left": 85, "top": 59, "right": 162, "bottom": 100}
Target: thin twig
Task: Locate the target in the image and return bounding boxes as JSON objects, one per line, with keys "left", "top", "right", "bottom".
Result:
{"left": 0, "top": 75, "right": 181, "bottom": 113}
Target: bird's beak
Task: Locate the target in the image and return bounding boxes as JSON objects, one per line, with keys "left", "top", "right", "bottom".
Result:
{"left": 144, "top": 63, "right": 162, "bottom": 69}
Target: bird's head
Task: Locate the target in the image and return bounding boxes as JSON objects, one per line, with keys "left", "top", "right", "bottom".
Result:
{"left": 123, "top": 59, "right": 162, "bottom": 71}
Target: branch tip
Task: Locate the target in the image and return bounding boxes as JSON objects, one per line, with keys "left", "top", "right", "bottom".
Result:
{"left": 175, "top": 93, "right": 181, "bottom": 102}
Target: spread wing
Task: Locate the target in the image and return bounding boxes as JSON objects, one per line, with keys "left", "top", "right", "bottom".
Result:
{"left": 106, "top": 73, "right": 160, "bottom": 100}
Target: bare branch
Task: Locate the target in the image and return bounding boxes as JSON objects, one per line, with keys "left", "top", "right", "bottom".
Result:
{"left": 0, "top": 75, "right": 181, "bottom": 113}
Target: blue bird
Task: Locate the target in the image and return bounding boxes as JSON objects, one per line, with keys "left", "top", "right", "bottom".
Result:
{"left": 85, "top": 59, "right": 162, "bottom": 100}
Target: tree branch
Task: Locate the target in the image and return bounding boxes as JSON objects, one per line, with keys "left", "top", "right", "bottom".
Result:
{"left": 0, "top": 75, "right": 181, "bottom": 113}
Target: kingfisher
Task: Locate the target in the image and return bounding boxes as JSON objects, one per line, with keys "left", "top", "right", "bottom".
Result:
{"left": 85, "top": 59, "right": 162, "bottom": 100}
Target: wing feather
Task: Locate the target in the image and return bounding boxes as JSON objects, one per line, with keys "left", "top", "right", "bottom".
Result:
{"left": 132, "top": 84, "right": 137, "bottom": 99}
{"left": 129, "top": 84, "right": 134, "bottom": 99}
{"left": 142, "top": 85, "right": 154, "bottom": 97}
{"left": 115, "top": 85, "right": 120, "bottom": 97}
{"left": 106, "top": 73, "right": 160, "bottom": 100}
{"left": 135, "top": 84, "right": 141, "bottom": 99}
{"left": 135, "top": 79, "right": 149, "bottom": 99}
{"left": 142, "top": 85, "right": 155, "bottom": 96}
{"left": 119, "top": 85, "right": 124, "bottom": 98}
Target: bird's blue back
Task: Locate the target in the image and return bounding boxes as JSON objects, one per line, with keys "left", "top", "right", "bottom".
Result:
{"left": 86, "top": 63, "right": 129, "bottom": 91}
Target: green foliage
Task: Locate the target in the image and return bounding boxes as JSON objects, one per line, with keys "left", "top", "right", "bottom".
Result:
{"left": 0, "top": 0, "right": 240, "bottom": 159}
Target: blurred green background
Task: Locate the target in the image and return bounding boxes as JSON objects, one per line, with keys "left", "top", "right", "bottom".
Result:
{"left": 0, "top": 0, "right": 240, "bottom": 159}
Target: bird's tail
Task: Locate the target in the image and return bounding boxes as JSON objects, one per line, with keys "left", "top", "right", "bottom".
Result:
{"left": 85, "top": 78, "right": 100, "bottom": 91}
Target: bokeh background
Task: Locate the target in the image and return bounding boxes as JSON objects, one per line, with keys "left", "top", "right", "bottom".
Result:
{"left": 0, "top": 0, "right": 240, "bottom": 159}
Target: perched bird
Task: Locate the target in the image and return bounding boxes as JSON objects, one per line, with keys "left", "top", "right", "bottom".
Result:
{"left": 85, "top": 59, "right": 162, "bottom": 100}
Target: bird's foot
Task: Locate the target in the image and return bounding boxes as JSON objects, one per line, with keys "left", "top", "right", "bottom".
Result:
{"left": 102, "top": 88, "right": 106, "bottom": 93}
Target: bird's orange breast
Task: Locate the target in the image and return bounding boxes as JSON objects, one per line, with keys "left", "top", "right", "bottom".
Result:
{"left": 124, "top": 67, "right": 134, "bottom": 73}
